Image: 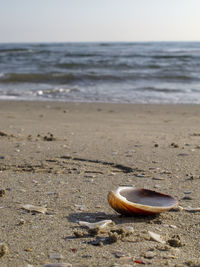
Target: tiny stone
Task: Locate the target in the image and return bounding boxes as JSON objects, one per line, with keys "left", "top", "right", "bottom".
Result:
{"left": 18, "top": 219, "right": 25, "bottom": 225}
{"left": 74, "top": 230, "right": 85, "bottom": 238}
{"left": 156, "top": 244, "right": 171, "bottom": 251}
{"left": 162, "top": 254, "right": 176, "bottom": 259}
{"left": 0, "top": 189, "right": 6, "bottom": 197}
{"left": 170, "top": 225, "right": 177, "bottom": 229}
{"left": 108, "top": 232, "right": 120, "bottom": 243}
{"left": 24, "top": 248, "right": 33, "bottom": 252}
{"left": 167, "top": 235, "right": 184, "bottom": 247}
{"left": 113, "top": 250, "right": 128, "bottom": 258}
{"left": 49, "top": 253, "right": 64, "bottom": 260}
{"left": 144, "top": 251, "right": 156, "bottom": 259}
{"left": 152, "top": 177, "right": 164, "bottom": 180}
{"left": 0, "top": 244, "right": 8, "bottom": 257}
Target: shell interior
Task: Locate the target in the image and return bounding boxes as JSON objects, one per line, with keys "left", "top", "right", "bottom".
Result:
{"left": 119, "top": 187, "right": 177, "bottom": 208}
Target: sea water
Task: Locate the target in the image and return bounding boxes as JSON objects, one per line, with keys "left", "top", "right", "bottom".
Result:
{"left": 0, "top": 42, "right": 200, "bottom": 103}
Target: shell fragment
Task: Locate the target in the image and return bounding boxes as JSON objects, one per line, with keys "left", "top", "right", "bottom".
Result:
{"left": 148, "top": 231, "right": 166, "bottom": 244}
{"left": 78, "top": 219, "right": 114, "bottom": 229}
{"left": 22, "top": 204, "right": 47, "bottom": 214}
{"left": 184, "top": 207, "right": 200, "bottom": 212}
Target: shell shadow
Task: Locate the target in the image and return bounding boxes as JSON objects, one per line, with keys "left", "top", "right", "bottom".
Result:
{"left": 67, "top": 211, "right": 158, "bottom": 225}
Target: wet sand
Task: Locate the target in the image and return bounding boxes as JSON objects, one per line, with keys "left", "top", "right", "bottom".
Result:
{"left": 0, "top": 101, "right": 200, "bottom": 267}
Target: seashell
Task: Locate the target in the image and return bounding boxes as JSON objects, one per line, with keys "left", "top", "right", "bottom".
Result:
{"left": 107, "top": 186, "right": 178, "bottom": 215}
{"left": 78, "top": 219, "right": 114, "bottom": 229}
{"left": 148, "top": 230, "right": 166, "bottom": 244}
{"left": 22, "top": 204, "right": 47, "bottom": 214}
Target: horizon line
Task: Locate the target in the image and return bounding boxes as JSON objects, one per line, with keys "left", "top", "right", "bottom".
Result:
{"left": 0, "top": 40, "right": 200, "bottom": 44}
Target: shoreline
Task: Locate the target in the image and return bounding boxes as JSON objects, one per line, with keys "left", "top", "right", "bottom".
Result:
{"left": 0, "top": 100, "right": 200, "bottom": 266}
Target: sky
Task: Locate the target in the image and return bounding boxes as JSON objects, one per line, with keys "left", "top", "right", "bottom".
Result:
{"left": 0, "top": 0, "right": 200, "bottom": 43}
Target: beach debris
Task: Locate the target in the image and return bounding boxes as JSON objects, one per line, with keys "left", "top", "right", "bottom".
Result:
{"left": 88, "top": 237, "right": 106, "bottom": 246}
{"left": 167, "top": 235, "right": 184, "bottom": 247}
{"left": 133, "top": 259, "right": 145, "bottom": 264}
{"left": 109, "top": 226, "right": 134, "bottom": 238}
{"left": 73, "top": 230, "right": 86, "bottom": 238}
{"left": 112, "top": 250, "right": 130, "bottom": 258}
{"left": 24, "top": 248, "right": 33, "bottom": 252}
{"left": 74, "top": 204, "right": 86, "bottom": 211}
{"left": 185, "top": 260, "right": 200, "bottom": 267}
{"left": 70, "top": 248, "right": 77, "bottom": 253}
{"left": 37, "top": 132, "right": 56, "bottom": 141}
{"left": 191, "top": 133, "right": 200, "bottom": 136}
{"left": 177, "top": 153, "right": 189, "bottom": 157}
{"left": 123, "top": 226, "right": 134, "bottom": 235}
{"left": 184, "top": 207, "right": 200, "bottom": 212}
{"left": 18, "top": 219, "right": 25, "bottom": 226}
{"left": 148, "top": 231, "right": 166, "bottom": 244}
{"left": 0, "top": 244, "right": 8, "bottom": 257}
{"left": 107, "top": 186, "right": 178, "bottom": 216}
{"left": 78, "top": 219, "right": 114, "bottom": 229}
{"left": 144, "top": 251, "right": 156, "bottom": 259}
{"left": 152, "top": 177, "right": 164, "bottom": 181}
{"left": 0, "top": 131, "right": 8, "bottom": 137}
{"left": 0, "top": 189, "right": 6, "bottom": 197}
{"left": 170, "top": 142, "right": 179, "bottom": 148}
{"left": 49, "top": 253, "right": 64, "bottom": 260}
{"left": 44, "top": 264, "right": 72, "bottom": 267}
{"left": 21, "top": 204, "right": 47, "bottom": 214}
{"left": 108, "top": 232, "right": 121, "bottom": 243}
{"left": 170, "top": 224, "right": 177, "bottom": 229}
{"left": 156, "top": 244, "right": 171, "bottom": 251}
{"left": 184, "top": 191, "right": 192, "bottom": 195}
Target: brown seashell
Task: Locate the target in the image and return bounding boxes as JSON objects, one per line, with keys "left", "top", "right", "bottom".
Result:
{"left": 107, "top": 186, "right": 178, "bottom": 215}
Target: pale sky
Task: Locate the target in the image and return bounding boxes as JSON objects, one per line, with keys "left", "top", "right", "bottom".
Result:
{"left": 0, "top": 0, "right": 200, "bottom": 43}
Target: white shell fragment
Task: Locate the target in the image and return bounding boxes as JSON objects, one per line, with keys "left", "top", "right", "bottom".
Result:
{"left": 22, "top": 204, "right": 47, "bottom": 214}
{"left": 184, "top": 207, "right": 200, "bottom": 212}
{"left": 78, "top": 219, "right": 114, "bottom": 229}
{"left": 49, "top": 253, "right": 64, "bottom": 260}
{"left": 43, "top": 264, "right": 72, "bottom": 267}
{"left": 148, "top": 231, "right": 166, "bottom": 244}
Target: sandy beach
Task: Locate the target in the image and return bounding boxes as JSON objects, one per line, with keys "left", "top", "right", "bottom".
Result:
{"left": 0, "top": 101, "right": 200, "bottom": 267}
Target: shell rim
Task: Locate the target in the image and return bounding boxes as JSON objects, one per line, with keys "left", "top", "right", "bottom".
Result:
{"left": 111, "top": 186, "right": 178, "bottom": 212}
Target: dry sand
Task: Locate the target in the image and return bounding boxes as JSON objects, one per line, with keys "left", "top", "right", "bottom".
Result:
{"left": 0, "top": 101, "right": 200, "bottom": 267}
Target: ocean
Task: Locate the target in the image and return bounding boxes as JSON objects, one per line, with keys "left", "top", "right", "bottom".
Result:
{"left": 0, "top": 42, "right": 200, "bottom": 103}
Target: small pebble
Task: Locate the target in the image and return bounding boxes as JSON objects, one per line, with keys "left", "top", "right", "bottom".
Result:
{"left": 152, "top": 177, "right": 164, "bottom": 180}
{"left": 0, "top": 189, "right": 6, "bottom": 197}
{"left": 24, "top": 248, "right": 33, "bottom": 252}
{"left": 144, "top": 251, "right": 156, "bottom": 259}
{"left": 167, "top": 235, "right": 184, "bottom": 247}
{"left": 49, "top": 253, "right": 64, "bottom": 260}
{"left": 170, "top": 225, "right": 177, "bottom": 229}
{"left": 113, "top": 250, "right": 129, "bottom": 258}
{"left": 0, "top": 244, "right": 8, "bottom": 257}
